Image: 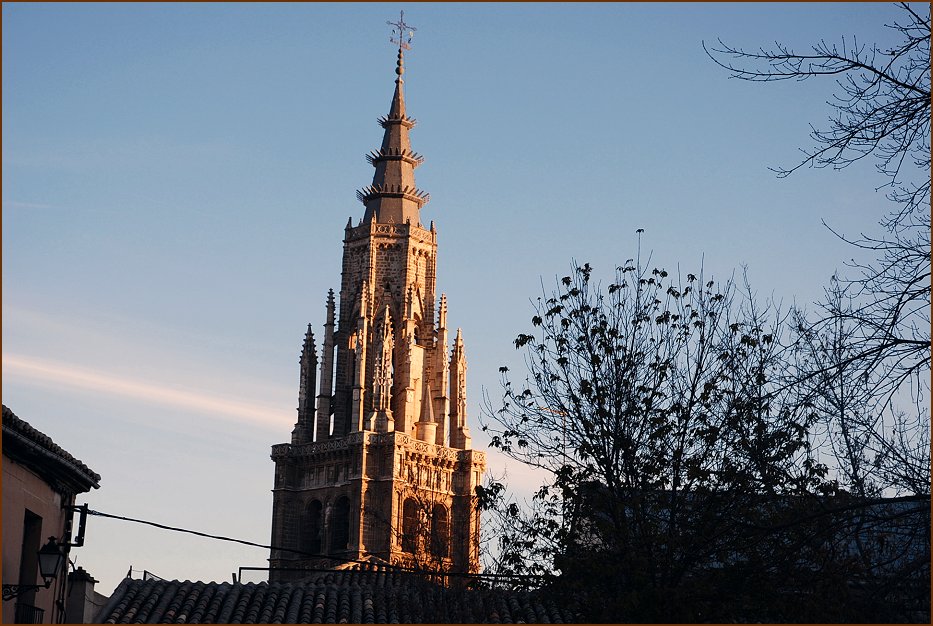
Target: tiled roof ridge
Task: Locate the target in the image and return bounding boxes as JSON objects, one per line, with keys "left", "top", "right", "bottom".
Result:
{"left": 96, "top": 575, "right": 580, "bottom": 623}
{"left": 2, "top": 404, "right": 101, "bottom": 487}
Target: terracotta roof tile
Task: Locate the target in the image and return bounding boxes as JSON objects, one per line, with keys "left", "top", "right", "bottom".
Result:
{"left": 96, "top": 569, "right": 579, "bottom": 624}
{"left": 2, "top": 404, "right": 101, "bottom": 489}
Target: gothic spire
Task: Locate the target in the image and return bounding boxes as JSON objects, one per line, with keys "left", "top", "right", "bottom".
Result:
{"left": 293, "top": 323, "right": 318, "bottom": 444}
{"left": 357, "top": 18, "right": 430, "bottom": 225}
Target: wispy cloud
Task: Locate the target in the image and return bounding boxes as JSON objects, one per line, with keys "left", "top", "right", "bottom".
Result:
{"left": 3, "top": 353, "right": 289, "bottom": 428}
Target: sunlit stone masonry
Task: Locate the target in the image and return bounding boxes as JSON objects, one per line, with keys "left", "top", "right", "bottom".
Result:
{"left": 269, "top": 38, "right": 485, "bottom": 581}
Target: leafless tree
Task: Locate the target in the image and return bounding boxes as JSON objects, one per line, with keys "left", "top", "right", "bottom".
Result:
{"left": 795, "top": 283, "right": 930, "bottom": 498}
{"left": 704, "top": 3, "right": 929, "bottom": 202}
{"left": 706, "top": 3, "right": 930, "bottom": 498}
{"left": 702, "top": 10, "right": 930, "bottom": 618}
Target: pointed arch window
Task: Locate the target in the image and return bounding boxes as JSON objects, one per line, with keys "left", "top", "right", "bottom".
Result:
{"left": 330, "top": 496, "right": 350, "bottom": 552}
{"left": 301, "top": 500, "right": 323, "bottom": 555}
{"left": 402, "top": 498, "right": 419, "bottom": 553}
{"left": 430, "top": 503, "right": 449, "bottom": 558}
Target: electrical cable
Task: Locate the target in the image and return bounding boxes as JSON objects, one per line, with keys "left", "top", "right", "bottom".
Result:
{"left": 84, "top": 507, "right": 544, "bottom": 581}
{"left": 85, "top": 509, "right": 350, "bottom": 563}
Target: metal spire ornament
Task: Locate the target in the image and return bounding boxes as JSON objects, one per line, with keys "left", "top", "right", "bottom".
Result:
{"left": 387, "top": 10, "right": 416, "bottom": 50}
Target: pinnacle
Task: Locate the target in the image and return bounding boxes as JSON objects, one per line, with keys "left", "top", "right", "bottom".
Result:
{"left": 301, "top": 324, "right": 317, "bottom": 363}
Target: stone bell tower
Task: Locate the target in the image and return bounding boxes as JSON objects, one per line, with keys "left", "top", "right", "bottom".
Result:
{"left": 270, "top": 15, "right": 485, "bottom": 581}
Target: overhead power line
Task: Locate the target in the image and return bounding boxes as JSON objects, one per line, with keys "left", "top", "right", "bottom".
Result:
{"left": 86, "top": 508, "right": 353, "bottom": 563}
{"left": 85, "top": 508, "right": 547, "bottom": 581}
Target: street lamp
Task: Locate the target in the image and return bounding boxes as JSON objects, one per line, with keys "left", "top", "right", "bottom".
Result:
{"left": 37, "top": 538, "right": 65, "bottom": 585}
{"left": 2, "top": 538, "right": 65, "bottom": 601}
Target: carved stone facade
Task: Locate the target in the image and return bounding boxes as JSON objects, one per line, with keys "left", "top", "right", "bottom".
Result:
{"left": 270, "top": 48, "right": 485, "bottom": 581}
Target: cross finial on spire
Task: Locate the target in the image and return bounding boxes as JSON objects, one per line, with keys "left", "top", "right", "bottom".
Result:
{"left": 387, "top": 10, "right": 416, "bottom": 51}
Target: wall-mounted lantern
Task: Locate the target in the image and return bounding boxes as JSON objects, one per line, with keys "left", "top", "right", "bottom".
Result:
{"left": 2, "top": 538, "right": 65, "bottom": 601}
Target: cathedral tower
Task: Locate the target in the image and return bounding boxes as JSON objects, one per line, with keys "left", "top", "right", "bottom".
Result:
{"left": 270, "top": 19, "right": 485, "bottom": 580}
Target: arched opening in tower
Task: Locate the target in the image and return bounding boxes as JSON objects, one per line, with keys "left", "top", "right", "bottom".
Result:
{"left": 301, "top": 500, "right": 323, "bottom": 555}
{"left": 330, "top": 496, "right": 350, "bottom": 553}
{"left": 430, "top": 503, "right": 449, "bottom": 558}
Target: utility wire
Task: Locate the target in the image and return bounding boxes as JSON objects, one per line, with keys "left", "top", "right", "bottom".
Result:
{"left": 86, "top": 508, "right": 546, "bottom": 581}
{"left": 86, "top": 508, "right": 353, "bottom": 563}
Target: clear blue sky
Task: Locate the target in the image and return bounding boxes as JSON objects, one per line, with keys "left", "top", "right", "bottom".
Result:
{"left": 3, "top": 2, "right": 908, "bottom": 595}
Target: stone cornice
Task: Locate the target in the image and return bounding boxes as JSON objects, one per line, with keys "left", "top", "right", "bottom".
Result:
{"left": 344, "top": 221, "right": 436, "bottom": 246}
{"left": 271, "top": 431, "right": 366, "bottom": 461}
{"left": 272, "top": 430, "right": 485, "bottom": 468}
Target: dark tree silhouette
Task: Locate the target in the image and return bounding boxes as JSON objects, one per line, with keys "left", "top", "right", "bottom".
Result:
{"left": 478, "top": 255, "right": 872, "bottom": 621}
{"left": 475, "top": 8, "right": 930, "bottom": 620}
{"left": 705, "top": 2, "right": 930, "bottom": 500}
{"left": 704, "top": 4, "right": 929, "bottom": 200}
{"left": 703, "top": 8, "right": 930, "bottom": 618}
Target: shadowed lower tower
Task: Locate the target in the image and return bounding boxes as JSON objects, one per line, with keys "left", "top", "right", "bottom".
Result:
{"left": 270, "top": 16, "right": 485, "bottom": 581}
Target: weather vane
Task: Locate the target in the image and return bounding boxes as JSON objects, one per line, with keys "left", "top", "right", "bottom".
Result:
{"left": 387, "top": 10, "right": 416, "bottom": 50}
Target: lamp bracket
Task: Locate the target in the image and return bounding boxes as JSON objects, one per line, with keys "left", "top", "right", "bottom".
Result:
{"left": 2, "top": 581, "right": 51, "bottom": 602}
